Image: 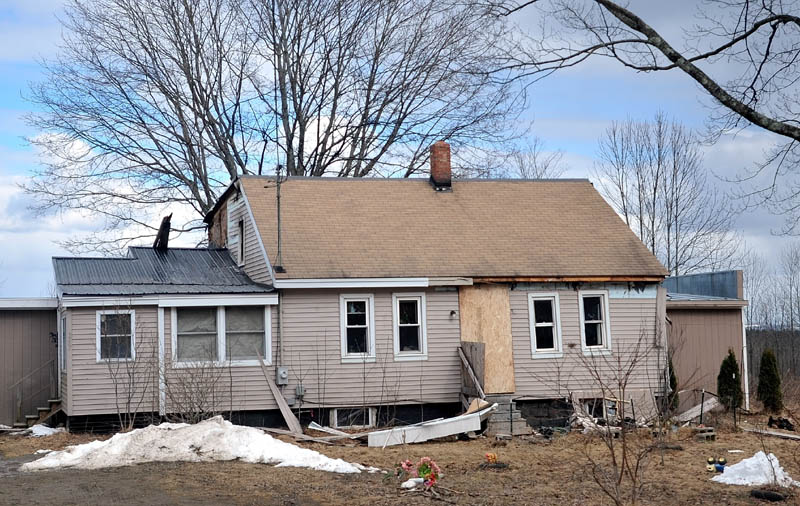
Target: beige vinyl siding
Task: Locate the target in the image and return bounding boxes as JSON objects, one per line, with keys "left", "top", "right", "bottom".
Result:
{"left": 0, "top": 310, "right": 58, "bottom": 425}
{"left": 68, "top": 307, "right": 159, "bottom": 416}
{"left": 227, "top": 194, "right": 271, "bottom": 284}
{"left": 162, "top": 307, "right": 279, "bottom": 412}
{"left": 278, "top": 288, "right": 461, "bottom": 407}
{"left": 511, "top": 285, "right": 663, "bottom": 408}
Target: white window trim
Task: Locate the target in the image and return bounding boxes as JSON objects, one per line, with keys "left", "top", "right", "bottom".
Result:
{"left": 578, "top": 290, "right": 612, "bottom": 355}
{"left": 527, "top": 292, "right": 563, "bottom": 359}
{"left": 170, "top": 306, "right": 272, "bottom": 368}
{"left": 95, "top": 309, "right": 136, "bottom": 363}
{"left": 392, "top": 292, "right": 428, "bottom": 361}
{"left": 58, "top": 312, "right": 67, "bottom": 371}
{"left": 339, "top": 294, "right": 376, "bottom": 363}
{"left": 330, "top": 407, "right": 376, "bottom": 429}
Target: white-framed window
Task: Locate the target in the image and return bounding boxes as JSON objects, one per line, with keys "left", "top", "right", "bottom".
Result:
{"left": 339, "top": 294, "right": 376, "bottom": 362}
{"left": 330, "top": 407, "right": 376, "bottom": 429}
{"left": 579, "top": 290, "right": 612, "bottom": 353}
{"left": 392, "top": 293, "right": 427, "bottom": 361}
{"left": 527, "top": 292, "right": 562, "bottom": 358}
{"left": 237, "top": 219, "right": 245, "bottom": 265}
{"left": 171, "top": 306, "right": 271, "bottom": 366}
{"left": 96, "top": 309, "right": 135, "bottom": 362}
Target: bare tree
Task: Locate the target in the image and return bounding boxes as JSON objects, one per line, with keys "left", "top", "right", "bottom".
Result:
{"left": 459, "top": 136, "right": 565, "bottom": 179}
{"left": 488, "top": 0, "right": 800, "bottom": 232}
{"left": 594, "top": 113, "right": 741, "bottom": 276}
{"left": 26, "top": 0, "right": 524, "bottom": 251}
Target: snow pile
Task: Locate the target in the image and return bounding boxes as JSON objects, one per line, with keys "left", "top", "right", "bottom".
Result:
{"left": 21, "top": 416, "right": 373, "bottom": 474}
{"left": 28, "top": 425, "right": 65, "bottom": 437}
{"left": 712, "top": 451, "right": 800, "bottom": 487}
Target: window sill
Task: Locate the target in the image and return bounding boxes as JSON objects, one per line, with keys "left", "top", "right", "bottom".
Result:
{"left": 171, "top": 360, "right": 223, "bottom": 369}
{"left": 341, "top": 356, "right": 376, "bottom": 364}
{"left": 393, "top": 353, "right": 428, "bottom": 362}
{"left": 96, "top": 358, "right": 135, "bottom": 364}
{"left": 227, "top": 359, "right": 271, "bottom": 367}
{"left": 530, "top": 352, "right": 563, "bottom": 359}
{"left": 582, "top": 348, "right": 612, "bottom": 357}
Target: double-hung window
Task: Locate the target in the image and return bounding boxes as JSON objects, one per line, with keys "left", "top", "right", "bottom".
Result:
{"left": 96, "top": 310, "right": 135, "bottom": 361}
{"left": 392, "top": 293, "right": 427, "bottom": 360}
{"left": 172, "top": 305, "right": 271, "bottom": 365}
{"left": 527, "top": 293, "right": 562, "bottom": 358}
{"left": 579, "top": 291, "right": 611, "bottom": 352}
{"left": 176, "top": 308, "right": 219, "bottom": 361}
{"left": 340, "top": 295, "right": 375, "bottom": 362}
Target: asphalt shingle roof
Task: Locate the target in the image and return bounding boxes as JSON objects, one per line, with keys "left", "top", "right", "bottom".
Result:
{"left": 240, "top": 176, "right": 668, "bottom": 279}
{"left": 54, "top": 247, "right": 272, "bottom": 296}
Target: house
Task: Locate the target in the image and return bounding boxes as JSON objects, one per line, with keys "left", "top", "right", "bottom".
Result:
{"left": 664, "top": 270, "right": 750, "bottom": 411}
{"left": 5, "top": 141, "right": 671, "bottom": 432}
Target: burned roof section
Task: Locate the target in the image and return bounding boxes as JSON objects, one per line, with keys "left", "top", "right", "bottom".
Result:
{"left": 54, "top": 247, "right": 272, "bottom": 296}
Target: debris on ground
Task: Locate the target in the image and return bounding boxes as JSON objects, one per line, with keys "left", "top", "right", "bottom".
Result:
{"left": 711, "top": 451, "right": 800, "bottom": 487}
{"left": 21, "top": 416, "right": 377, "bottom": 474}
{"left": 367, "top": 404, "right": 496, "bottom": 447}
{"left": 27, "top": 425, "right": 65, "bottom": 438}
{"left": 768, "top": 416, "right": 796, "bottom": 432}
{"left": 750, "top": 489, "right": 789, "bottom": 502}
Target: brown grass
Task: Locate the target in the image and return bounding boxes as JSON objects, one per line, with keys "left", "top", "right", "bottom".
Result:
{"left": 0, "top": 431, "right": 110, "bottom": 458}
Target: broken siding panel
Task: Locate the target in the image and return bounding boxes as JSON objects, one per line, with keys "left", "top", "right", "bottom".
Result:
{"left": 67, "top": 307, "right": 160, "bottom": 416}
{"left": 227, "top": 194, "right": 270, "bottom": 284}
{"left": 510, "top": 285, "right": 662, "bottom": 403}
{"left": 279, "top": 288, "right": 462, "bottom": 407}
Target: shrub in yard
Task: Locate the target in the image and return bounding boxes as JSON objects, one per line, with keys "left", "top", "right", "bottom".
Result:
{"left": 717, "top": 348, "right": 743, "bottom": 411}
{"left": 667, "top": 355, "right": 679, "bottom": 413}
{"left": 757, "top": 348, "right": 783, "bottom": 413}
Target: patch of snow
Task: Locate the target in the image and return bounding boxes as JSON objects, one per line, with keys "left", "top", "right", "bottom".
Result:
{"left": 0, "top": 424, "right": 11, "bottom": 429}
{"left": 712, "top": 451, "right": 800, "bottom": 487}
{"left": 28, "top": 425, "right": 64, "bottom": 437}
{"left": 401, "top": 478, "right": 424, "bottom": 489}
{"left": 34, "top": 449, "right": 53, "bottom": 454}
{"left": 21, "top": 416, "right": 373, "bottom": 474}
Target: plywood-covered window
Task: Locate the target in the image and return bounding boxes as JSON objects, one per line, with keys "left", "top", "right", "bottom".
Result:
{"left": 339, "top": 294, "right": 375, "bottom": 362}
{"left": 527, "top": 293, "right": 562, "bottom": 358}
{"left": 392, "top": 293, "right": 428, "bottom": 361}
{"left": 96, "top": 310, "right": 135, "bottom": 362}
{"left": 579, "top": 291, "right": 611, "bottom": 353}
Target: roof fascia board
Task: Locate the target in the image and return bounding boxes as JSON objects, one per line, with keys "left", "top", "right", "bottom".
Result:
{"left": 666, "top": 300, "right": 748, "bottom": 309}
{"left": 274, "top": 278, "right": 430, "bottom": 289}
{"left": 0, "top": 298, "right": 59, "bottom": 309}
{"left": 473, "top": 276, "right": 665, "bottom": 283}
{"left": 203, "top": 179, "right": 239, "bottom": 224}
{"left": 61, "top": 294, "right": 278, "bottom": 308}
{"left": 428, "top": 277, "right": 473, "bottom": 286}
{"left": 239, "top": 181, "right": 277, "bottom": 286}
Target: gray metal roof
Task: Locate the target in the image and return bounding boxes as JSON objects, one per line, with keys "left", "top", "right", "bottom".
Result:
{"left": 54, "top": 247, "right": 272, "bottom": 296}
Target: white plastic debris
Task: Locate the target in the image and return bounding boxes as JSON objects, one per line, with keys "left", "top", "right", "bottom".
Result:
{"left": 401, "top": 478, "right": 424, "bottom": 489}
{"left": 22, "top": 416, "right": 374, "bottom": 474}
{"left": 28, "top": 425, "right": 64, "bottom": 437}
{"left": 712, "top": 451, "right": 800, "bottom": 487}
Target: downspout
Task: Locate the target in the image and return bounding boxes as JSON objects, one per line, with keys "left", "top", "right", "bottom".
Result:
{"left": 741, "top": 308, "right": 750, "bottom": 411}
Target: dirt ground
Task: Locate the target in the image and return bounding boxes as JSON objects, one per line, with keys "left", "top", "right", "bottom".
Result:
{"left": 1, "top": 415, "right": 798, "bottom": 506}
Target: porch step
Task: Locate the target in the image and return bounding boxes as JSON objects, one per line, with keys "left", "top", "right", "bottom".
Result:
{"left": 485, "top": 399, "right": 533, "bottom": 437}
{"left": 25, "top": 415, "right": 39, "bottom": 427}
{"left": 12, "top": 422, "right": 27, "bottom": 429}
{"left": 37, "top": 407, "right": 51, "bottom": 414}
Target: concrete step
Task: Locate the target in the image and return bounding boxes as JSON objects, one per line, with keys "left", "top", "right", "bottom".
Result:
{"left": 487, "top": 419, "right": 533, "bottom": 436}
{"left": 695, "top": 431, "right": 716, "bottom": 442}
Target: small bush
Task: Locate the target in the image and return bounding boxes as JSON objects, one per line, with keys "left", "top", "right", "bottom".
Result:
{"left": 667, "top": 355, "right": 679, "bottom": 413}
{"left": 717, "top": 349, "right": 743, "bottom": 411}
{"left": 757, "top": 348, "right": 783, "bottom": 413}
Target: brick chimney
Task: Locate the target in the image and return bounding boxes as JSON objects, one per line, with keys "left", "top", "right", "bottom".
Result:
{"left": 430, "top": 141, "right": 452, "bottom": 191}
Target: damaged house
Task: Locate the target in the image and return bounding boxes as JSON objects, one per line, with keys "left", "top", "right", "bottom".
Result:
{"left": 2, "top": 142, "right": 671, "bottom": 433}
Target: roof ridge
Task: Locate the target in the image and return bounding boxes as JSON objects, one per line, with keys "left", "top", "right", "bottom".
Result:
{"left": 239, "top": 174, "right": 590, "bottom": 183}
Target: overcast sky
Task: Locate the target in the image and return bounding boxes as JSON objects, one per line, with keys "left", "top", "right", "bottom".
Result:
{"left": 0, "top": 0, "right": 792, "bottom": 296}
